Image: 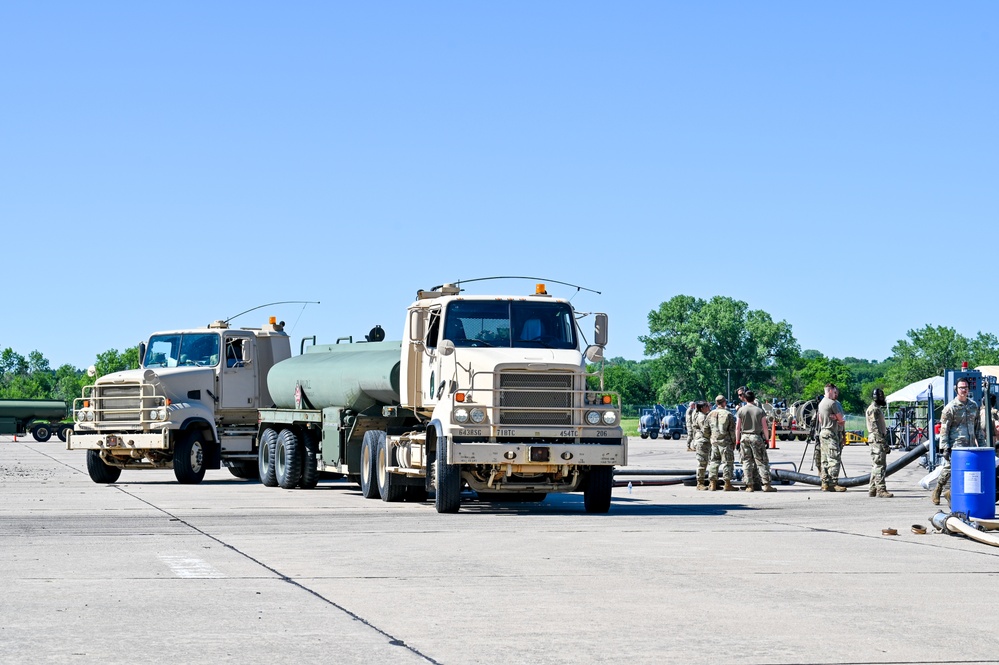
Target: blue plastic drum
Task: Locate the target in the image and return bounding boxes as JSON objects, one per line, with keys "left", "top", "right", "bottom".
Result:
{"left": 951, "top": 447, "right": 997, "bottom": 519}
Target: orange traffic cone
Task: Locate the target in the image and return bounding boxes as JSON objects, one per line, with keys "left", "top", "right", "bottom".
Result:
{"left": 769, "top": 420, "right": 778, "bottom": 449}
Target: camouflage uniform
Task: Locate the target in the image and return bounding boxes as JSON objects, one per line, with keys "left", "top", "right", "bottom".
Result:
{"left": 818, "top": 396, "right": 845, "bottom": 489}
{"left": 704, "top": 406, "right": 736, "bottom": 486}
{"left": 691, "top": 410, "right": 711, "bottom": 486}
{"left": 736, "top": 403, "right": 762, "bottom": 488}
{"left": 739, "top": 401, "right": 773, "bottom": 491}
{"left": 865, "top": 401, "right": 890, "bottom": 496}
{"left": 978, "top": 405, "right": 999, "bottom": 447}
{"left": 938, "top": 396, "right": 980, "bottom": 497}
{"left": 685, "top": 405, "right": 695, "bottom": 451}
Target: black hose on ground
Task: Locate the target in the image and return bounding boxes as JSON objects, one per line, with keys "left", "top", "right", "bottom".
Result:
{"left": 771, "top": 442, "right": 929, "bottom": 487}
{"left": 613, "top": 476, "right": 696, "bottom": 488}
{"left": 614, "top": 469, "right": 697, "bottom": 476}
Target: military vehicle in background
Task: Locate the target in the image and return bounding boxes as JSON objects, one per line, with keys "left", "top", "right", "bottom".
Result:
{"left": 638, "top": 405, "right": 664, "bottom": 439}
{"left": 0, "top": 399, "right": 71, "bottom": 442}
{"left": 660, "top": 407, "right": 684, "bottom": 439}
{"left": 255, "top": 282, "right": 624, "bottom": 513}
{"left": 68, "top": 318, "right": 291, "bottom": 484}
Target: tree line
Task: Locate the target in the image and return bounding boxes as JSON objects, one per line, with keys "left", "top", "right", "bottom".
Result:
{"left": 0, "top": 346, "right": 139, "bottom": 405}
{"left": 600, "top": 295, "right": 999, "bottom": 414}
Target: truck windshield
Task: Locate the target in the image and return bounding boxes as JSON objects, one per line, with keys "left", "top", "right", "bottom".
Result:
{"left": 443, "top": 301, "right": 577, "bottom": 349}
{"left": 144, "top": 333, "right": 221, "bottom": 368}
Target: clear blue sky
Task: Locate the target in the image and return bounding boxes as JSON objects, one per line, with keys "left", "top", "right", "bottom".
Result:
{"left": 2, "top": 3, "right": 997, "bottom": 369}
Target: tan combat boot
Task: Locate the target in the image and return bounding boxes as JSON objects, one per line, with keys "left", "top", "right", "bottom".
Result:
{"left": 696, "top": 482, "right": 707, "bottom": 491}
{"left": 931, "top": 485, "right": 942, "bottom": 505}
{"left": 869, "top": 487, "right": 877, "bottom": 497}
{"left": 744, "top": 484, "right": 755, "bottom": 492}
{"left": 833, "top": 484, "right": 847, "bottom": 492}
{"left": 820, "top": 482, "right": 830, "bottom": 492}
{"left": 944, "top": 489, "right": 951, "bottom": 504}
{"left": 763, "top": 484, "right": 776, "bottom": 492}
{"left": 723, "top": 480, "right": 738, "bottom": 491}
{"left": 708, "top": 478, "right": 718, "bottom": 491}
{"left": 877, "top": 490, "right": 894, "bottom": 498}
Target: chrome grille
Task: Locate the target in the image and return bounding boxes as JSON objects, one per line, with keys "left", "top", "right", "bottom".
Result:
{"left": 499, "top": 372, "right": 573, "bottom": 425}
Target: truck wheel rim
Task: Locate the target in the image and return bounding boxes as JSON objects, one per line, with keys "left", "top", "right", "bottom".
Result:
{"left": 191, "top": 441, "right": 204, "bottom": 473}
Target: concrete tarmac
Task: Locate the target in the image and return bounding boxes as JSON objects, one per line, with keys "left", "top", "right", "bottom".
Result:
{"left": 2, "top": 434, "right": 999, "bottom": 665}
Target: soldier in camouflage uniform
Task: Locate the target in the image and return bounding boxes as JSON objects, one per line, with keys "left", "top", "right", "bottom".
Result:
{"left": 818, "top": 384, "right": 847, "bottom": 492}
{"left": 737, "top": 391, "right": 776, "bottom": 492}
{"left": 685, "top": 401, "right": 696, "bottom": 451}
{"left": 735, "top": 386, "right": 762, "bottom": 490}
{"left": 865, "top": 388, "right": 893, "bottom": 498}
{"left": 703, "top": 395, "right": 737, "bottom": 491}
{"left": 690, "top": 402, "right": 712, "bottom": 489}
{"left": 935, "top": 377, "right": 981, "bottom": 505}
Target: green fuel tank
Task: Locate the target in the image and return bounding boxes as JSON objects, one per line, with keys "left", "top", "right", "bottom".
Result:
{"left": 267, "top": 341, "right": 402, "bottom": 412}
{"left": 0, "top": 399, "right": 68, "bottom": 421}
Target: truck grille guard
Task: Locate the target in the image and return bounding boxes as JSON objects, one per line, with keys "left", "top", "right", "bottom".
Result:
{"left": 75, "top": 383, "right": 167, "bottom": 429}
{"left": 453, "top": 369, "right": 620, "bottom": 430}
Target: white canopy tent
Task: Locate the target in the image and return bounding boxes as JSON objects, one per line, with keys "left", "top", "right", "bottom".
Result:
{"left": 886, "top": 376, "right": 944, "bottom": 403}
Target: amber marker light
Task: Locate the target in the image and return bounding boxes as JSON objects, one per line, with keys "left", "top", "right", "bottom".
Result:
{"left": 83, "top": 400, "right": 90, "bottom": 408}
{"left": 269, "top": 316, "right": 276, "bottom": 324}
{"left": 455, "top": 393, "right": 466, "bottom": 403}
{"left": 602, "top": 395, "right": 612, "bottom": 404}
{"left": 535, "top": 283, "right": 547, "bottom": 295}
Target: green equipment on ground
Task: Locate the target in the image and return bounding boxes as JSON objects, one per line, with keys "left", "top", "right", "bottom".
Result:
{"left": 0, "top": 399, "right": 71, "bottom": 442}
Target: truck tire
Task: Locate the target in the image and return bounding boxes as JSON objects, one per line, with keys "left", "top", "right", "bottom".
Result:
{"left": 376, "top": 432, "right": 405, "bottom": 502}
{"left": 584, "top": 466, "right": 613, "bottom": 514}
{"left": 258, "top": 428, "right": 279, "bottom": 487}
{"left": 434, "top": 442, "right": 461, "bottom": 514}
{"left": 57, "top": 425, "right": 73, "bottom": 443}
{"left": 32, "top": 424, "right": 52, "bottom": 442}
{"left": 650, "top": 431, "right": 659, "bottom": 440}
{"left": 298, "top": 429, "right": 320, "bottom": 489}
{"left": 640, "top": 433, "right": 648, "bottom": 440}
{"left": 672, "top": 432, "right": 681, "bottom": 440}
{"left": 360, "top": 431, "right": 381, "bottom": 499}
{"left": 86, "top": 450, "right": 121, "bottom": 484}
{"left": 174, "top": 431, "right": 207, "bottom": 484}
{"left": 275, "top": 428, "right": 303, "bottom": 489}
{"left": 228, "top": 461, "right": 260, "bottom": 480}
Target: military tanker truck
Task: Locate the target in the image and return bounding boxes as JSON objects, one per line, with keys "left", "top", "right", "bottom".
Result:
{"left": 256, "top": 283, "right": 625, "bottom": 513}
{"left": 0, "top": 399, "right": 71, "bottom": 442}
{"left": 67, "top": 318, "right": 291, "bottom": 484}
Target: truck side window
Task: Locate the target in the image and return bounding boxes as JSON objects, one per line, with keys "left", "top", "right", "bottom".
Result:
{"left": 225, "top": 339, "right": 244, "bottom": 368}
{"left": 426, "top": 310, "right": 441, "bottom": 349}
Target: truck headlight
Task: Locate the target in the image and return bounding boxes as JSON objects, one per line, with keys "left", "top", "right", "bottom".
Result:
{"left": 585, "top": 410, "right": 601, "bottom": 425}
{"left": 158, "top": 407, "right": 167, "bottom": 420}
{"left": 602, "top": 411, "right": 618, "bottom": 425}
{"left": 470, "top": 408, "right": 486, "bottom": 424}
{"left": 85, "top": 411, "right": 95, "bottom": 422}
{"left": 148, "top": 409, "right": 158, "bottom": 421}
{"left": 454, "top": 408, "right": 469, "bottom": 424}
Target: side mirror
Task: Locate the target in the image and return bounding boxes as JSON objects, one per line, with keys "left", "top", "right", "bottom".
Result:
{"left": 410, "top": 310, "right": 425, "bottom": 344}
{"left": 439, "top": 339, "right": 455, "bottom": 356}
{"left": 138, "top": 342, "right": 146, "bottom": 365}
{"left": 242, "top": 344, "right": 253, "bottom": 364}
{"left": 594, "top": 313, "right": 608, "bottom": 347}
{"left": 87, "top": 365, "right": 97, "bottom": 377}
{"left": 585, "top": 345, "right": 604, "bottom": 363}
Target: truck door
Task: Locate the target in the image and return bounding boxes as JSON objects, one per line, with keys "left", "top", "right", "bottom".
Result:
{"left": 423, "top": 307, "right": 442, "bottom": 407}
{"left": 221, "top": 334, "right": 258, "bottom": 408}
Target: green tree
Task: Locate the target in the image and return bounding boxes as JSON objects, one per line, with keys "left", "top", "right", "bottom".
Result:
{"left": 640, "top": 295, "right": 800, "bottom": 404}
{"left": 590, "top": 357, "right": 657, "bottom": 407}
{"left": 93, "top": 347, "right": 140, "bottom": 378}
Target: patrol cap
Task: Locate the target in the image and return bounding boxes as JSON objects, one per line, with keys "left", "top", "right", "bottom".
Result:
{"left": 716, "top": 395, "right": 725, "bottom": 402}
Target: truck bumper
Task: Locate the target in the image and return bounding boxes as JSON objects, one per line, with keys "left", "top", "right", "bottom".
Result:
{"left": 67, "top": 431, "right": 170, "bottom": 451}
{"left": 448, "top": 440, "right": 626, "bottom": 466}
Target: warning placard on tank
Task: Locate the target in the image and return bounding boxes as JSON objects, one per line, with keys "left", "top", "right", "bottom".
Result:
{"left": 964, "top": 470, "right": 982, "bottom": 494}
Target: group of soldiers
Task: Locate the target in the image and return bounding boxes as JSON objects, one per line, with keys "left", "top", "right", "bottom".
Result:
{"left": 683, "top": 383, "right": 898, "bottom": 496}
{"left": 684, "top": 387, "right": 775, "bottom": 492}
{"left": 683, "top": 378, "right": 999, "bottom": 503}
